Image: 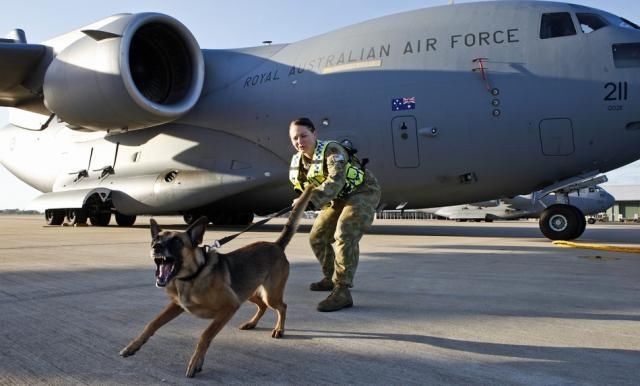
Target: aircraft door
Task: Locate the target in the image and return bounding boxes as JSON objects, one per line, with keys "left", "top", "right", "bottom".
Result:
{"left": 391, "top": 116, "right": 419, "bottom": 168}
{"left": 539, "top": 118, "right": 575, "bottom": 156}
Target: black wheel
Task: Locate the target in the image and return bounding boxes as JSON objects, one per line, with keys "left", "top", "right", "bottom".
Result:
{"left": 183, "top": 212, "right": 198, "bottom": 225}
{"left": 66, "top": 209, "right": 88, "bottom": 225}
{"left": 45, "top": 209, "right": 65, "bottom": 225}
{"left": 587, "top": 217, "right": 596, "bottom": 225}
{"left": 539, "top": 204, "right": 583, "bottom": 240}
{"left": 115, "top": 212, "right": 136, "bottom": 227}
{"left": 89, "top": 212, "right": 111, "bottom": 226}
{"left": 574, "top": 207, "right": 586, "bottom": 239}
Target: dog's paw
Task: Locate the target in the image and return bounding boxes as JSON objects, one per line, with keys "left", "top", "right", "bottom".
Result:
{"left": 271, "top": 329, "right": 284, "bottom": 339}
{"left": 239, "top": 321, "right": 257, "bottom": 330}
{"left": 119, "top": 346, "right": 138, "bottom": 357}
{"left": 186, "top": 355, "right": 204, "bottom": 378}
{"left": 185, "top": 366, "right": 201, "bottom": 378}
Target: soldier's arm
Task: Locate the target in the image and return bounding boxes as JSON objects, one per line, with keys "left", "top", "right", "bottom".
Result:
{"left": 310, "top": 144, "right": 348, "bottom": 208}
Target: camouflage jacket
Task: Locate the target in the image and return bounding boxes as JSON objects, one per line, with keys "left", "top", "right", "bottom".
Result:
{"left": 296, "top": 142, "right": 380, "bottom": 208}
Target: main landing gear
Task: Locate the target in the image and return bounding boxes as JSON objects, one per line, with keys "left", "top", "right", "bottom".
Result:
{"left": 534, "top": 173, "right": 607, "bottom": 241}
{"left": 539, "top": 204, "right": 586, "bottom": 240}
{"left": 44, "top": 208, "right": 136, "bottom": 227}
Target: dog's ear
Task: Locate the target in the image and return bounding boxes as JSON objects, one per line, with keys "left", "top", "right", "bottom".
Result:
{"left": 186, "top": 216, "right": 208, "bottom": 247}
{"left": 150, "top": 218, "right": 161, "bottom": 239}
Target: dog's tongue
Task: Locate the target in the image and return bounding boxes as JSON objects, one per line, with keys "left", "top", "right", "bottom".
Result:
{"left": 156, "top": 263, "right": 174, "bottom": 286}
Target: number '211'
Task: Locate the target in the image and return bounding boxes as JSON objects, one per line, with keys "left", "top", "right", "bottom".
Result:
{"left": 604, "top": 81, "right": 628, "bottom": 101}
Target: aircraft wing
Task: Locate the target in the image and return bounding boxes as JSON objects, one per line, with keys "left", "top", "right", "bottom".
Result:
{"left": 0, "top": 42, "right": 48, "bottom": 107}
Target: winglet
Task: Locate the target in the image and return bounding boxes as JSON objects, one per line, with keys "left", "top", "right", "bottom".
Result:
{"left": 3, "top": 29, "right": 26, "bottom": 43}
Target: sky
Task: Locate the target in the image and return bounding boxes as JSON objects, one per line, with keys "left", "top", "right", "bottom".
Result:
{"left": 1, "top": 0, "right": 639, "bottom": 209}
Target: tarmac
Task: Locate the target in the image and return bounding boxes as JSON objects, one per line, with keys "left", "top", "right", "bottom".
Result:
{"left": 0, "top": 214, "right": 639, "bottom": 385}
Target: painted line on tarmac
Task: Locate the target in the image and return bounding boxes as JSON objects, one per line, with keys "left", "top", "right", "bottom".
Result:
{"left": 552, "top": 240, "right": 640, "bottom": 253}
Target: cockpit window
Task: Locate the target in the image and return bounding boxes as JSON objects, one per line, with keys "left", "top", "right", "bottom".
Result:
{"left": 540, "top": 13, "right": 577, "bottom": 39}
{"left": 576, "top": 13, "right": 608, "bottom": 33}
{"left": 613, "top": 43, "right": 640, "bottom": 68}
{"left": 618, "top": 17, "right": 640, "bottom": 30}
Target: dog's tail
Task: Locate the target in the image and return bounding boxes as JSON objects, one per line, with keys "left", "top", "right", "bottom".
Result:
{"left": 275, "top": 185, "right": 314, "bottom": 249}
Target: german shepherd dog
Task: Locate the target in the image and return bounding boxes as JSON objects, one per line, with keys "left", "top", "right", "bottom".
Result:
{"left": 120, "top": 187, "right": 313, "bottom": 378}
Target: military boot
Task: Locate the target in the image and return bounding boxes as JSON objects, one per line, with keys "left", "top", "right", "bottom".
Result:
{"left": 309, "top": 277, "right": 334, "bottom": 291}
{"left": 316, "top": 285, "right": 353, "bottom": 312}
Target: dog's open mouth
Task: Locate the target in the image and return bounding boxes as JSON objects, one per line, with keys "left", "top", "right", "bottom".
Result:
{"left": 154, "top": 256, "right": 179, "bottom": 287}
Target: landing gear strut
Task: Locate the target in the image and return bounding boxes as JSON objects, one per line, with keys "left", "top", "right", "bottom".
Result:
{"left": 534, "top": 173, "right": 607, "bottom": 240}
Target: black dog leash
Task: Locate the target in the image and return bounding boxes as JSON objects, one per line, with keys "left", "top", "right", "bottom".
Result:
{"left": 208, "top": 205, "right": 294, "bottom": 249}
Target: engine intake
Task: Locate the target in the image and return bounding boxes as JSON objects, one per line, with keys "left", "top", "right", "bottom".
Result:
{"left": 43, "top": 13, "right": 204, "bottom": 131}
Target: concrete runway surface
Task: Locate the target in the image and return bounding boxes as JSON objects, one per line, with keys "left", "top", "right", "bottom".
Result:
{"left": 0, "top": 215, "right": 638, "bottom": 385}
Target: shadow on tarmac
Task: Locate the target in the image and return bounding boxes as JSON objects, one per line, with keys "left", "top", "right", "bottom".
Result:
{"left": 285, "top": 329, "right": 640, "bottom": 360}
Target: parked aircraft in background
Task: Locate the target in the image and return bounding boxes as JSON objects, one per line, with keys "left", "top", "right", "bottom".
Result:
{"left": 423, "top": 182, "right": 614, "bottom": 239}
{"left": 0, "top": 1, "right": 639, "bottom": 240}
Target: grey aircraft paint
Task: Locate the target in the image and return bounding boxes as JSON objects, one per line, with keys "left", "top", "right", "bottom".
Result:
{"left": 0, "top": 1, "right": 639, "bottom": 239}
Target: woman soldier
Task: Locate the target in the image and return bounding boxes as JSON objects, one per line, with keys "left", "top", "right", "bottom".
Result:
{"left": 288, "top": 117, "right": 381, "bottom": 312}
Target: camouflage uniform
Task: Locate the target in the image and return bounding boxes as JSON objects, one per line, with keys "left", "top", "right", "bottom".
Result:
{"left": 292, "top": 141, "right": 381, "bottom": 287}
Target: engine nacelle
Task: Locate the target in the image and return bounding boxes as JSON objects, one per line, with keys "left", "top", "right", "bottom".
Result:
{"left": 43, "top": 13, "right": 204, "bottom": 131}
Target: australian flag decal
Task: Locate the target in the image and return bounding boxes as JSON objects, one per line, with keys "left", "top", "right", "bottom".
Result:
{"left": 392, "top": 97, "right": 416, "bottom": 111}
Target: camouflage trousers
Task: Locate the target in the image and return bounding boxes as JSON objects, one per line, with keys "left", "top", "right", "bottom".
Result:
{"left": 309, "top": 189, "right": 381, "bottom": 287}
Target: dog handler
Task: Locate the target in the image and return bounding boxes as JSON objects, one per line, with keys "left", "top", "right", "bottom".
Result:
{"left": 288, "top": 117, "right": 381, "bottom": 312}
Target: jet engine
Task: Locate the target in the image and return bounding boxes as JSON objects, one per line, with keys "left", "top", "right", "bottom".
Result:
{"left": 42, "top": 13, "right": 204, "bottom": 131}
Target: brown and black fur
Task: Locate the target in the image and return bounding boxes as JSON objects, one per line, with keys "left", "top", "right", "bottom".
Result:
{"left": 119, "top": 186, "right": 313, "bottom": 378}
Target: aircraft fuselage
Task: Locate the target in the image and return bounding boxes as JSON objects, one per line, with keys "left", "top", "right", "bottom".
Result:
{"left": 1, "top": 1, "right": 639, "bottom": 215}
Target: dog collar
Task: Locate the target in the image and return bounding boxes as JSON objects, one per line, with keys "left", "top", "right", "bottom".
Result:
{"left": 176, "top": 247, "right": 209, "bottom": 282}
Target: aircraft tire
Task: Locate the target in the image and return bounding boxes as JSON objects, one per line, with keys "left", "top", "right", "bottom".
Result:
{"left": 115, "top": 213, "right": 136, "bottom": 227}
{"left": 45, "top": 209, "right": 65, "bottom": 226}
{"left": 573, "top": 207, "right": 587, "bottom": 239}
{"left": 183, "top": 213, "right": 197, "bottom": 225}
{"left": 89, "top": 212, "right": 112, "bottom": 226}
{"left": 539, "top": 204, "right": 582, "bottom": 240}
{"left": 66, "top": 209, "right": 88, "bottom": 225}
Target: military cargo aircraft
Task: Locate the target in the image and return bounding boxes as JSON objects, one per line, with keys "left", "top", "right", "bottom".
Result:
{"left": 0, "top": 1, "right": 639, "bottom": 240}
{"left": 424, "top": 183, "right": 614, "bottom": 239}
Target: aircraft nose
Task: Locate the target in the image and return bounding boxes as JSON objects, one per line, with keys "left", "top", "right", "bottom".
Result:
{"left": 603, "top": 191, "right": 615, "bottom": 209}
